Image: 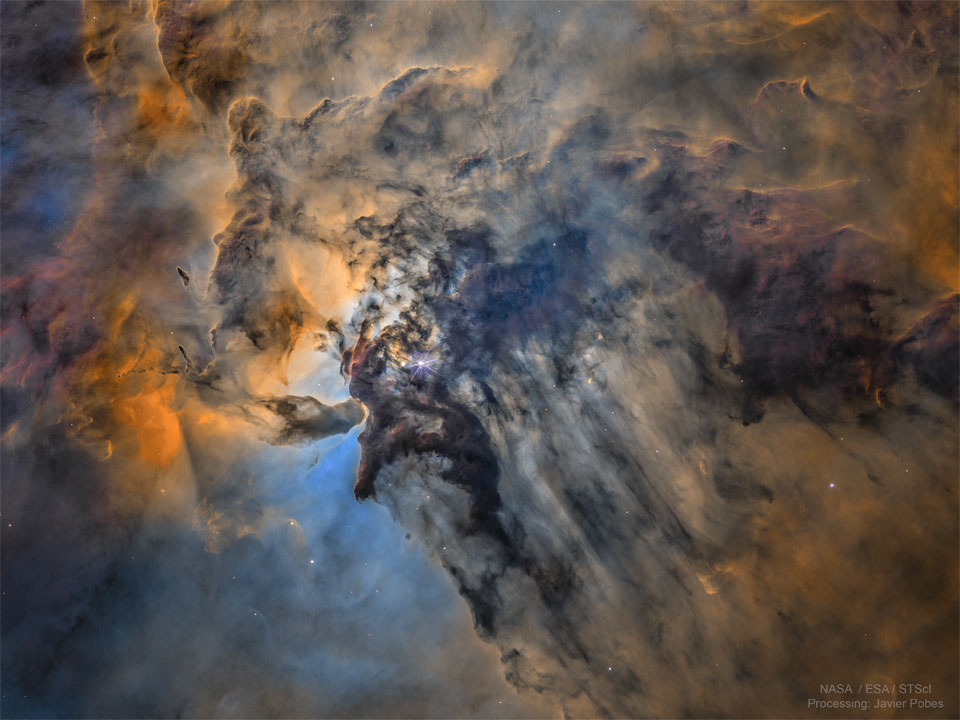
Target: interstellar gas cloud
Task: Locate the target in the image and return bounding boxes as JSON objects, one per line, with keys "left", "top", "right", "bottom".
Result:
{"left": 1, "top": 1, "right": 958, "bottom": 718}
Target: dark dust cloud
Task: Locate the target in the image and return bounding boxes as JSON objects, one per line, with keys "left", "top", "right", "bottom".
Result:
{"left": 2, "top": 1, "right": 958, "bottom": 718}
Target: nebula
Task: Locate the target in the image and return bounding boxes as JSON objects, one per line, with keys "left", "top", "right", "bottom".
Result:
{"left": 1, "top": 1, "right": 958, "bottom": 718}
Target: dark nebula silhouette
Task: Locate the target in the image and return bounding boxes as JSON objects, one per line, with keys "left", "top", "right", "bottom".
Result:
{"left": 2, "top": 2, "right": 957, "bottom": 718}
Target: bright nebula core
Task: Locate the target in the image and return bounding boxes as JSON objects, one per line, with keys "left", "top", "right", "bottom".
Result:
{"left": 1, "top": 2, "right": 958, "bottom": 718}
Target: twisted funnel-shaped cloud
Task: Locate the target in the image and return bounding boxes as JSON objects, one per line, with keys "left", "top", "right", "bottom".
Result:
{"left": 1, "top": 2, "right": 957, "bottom": 718}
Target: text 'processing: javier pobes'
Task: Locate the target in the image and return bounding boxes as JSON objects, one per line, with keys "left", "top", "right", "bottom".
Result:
{"left": 1, "top": 2, "right": 958, "bottom": 719}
